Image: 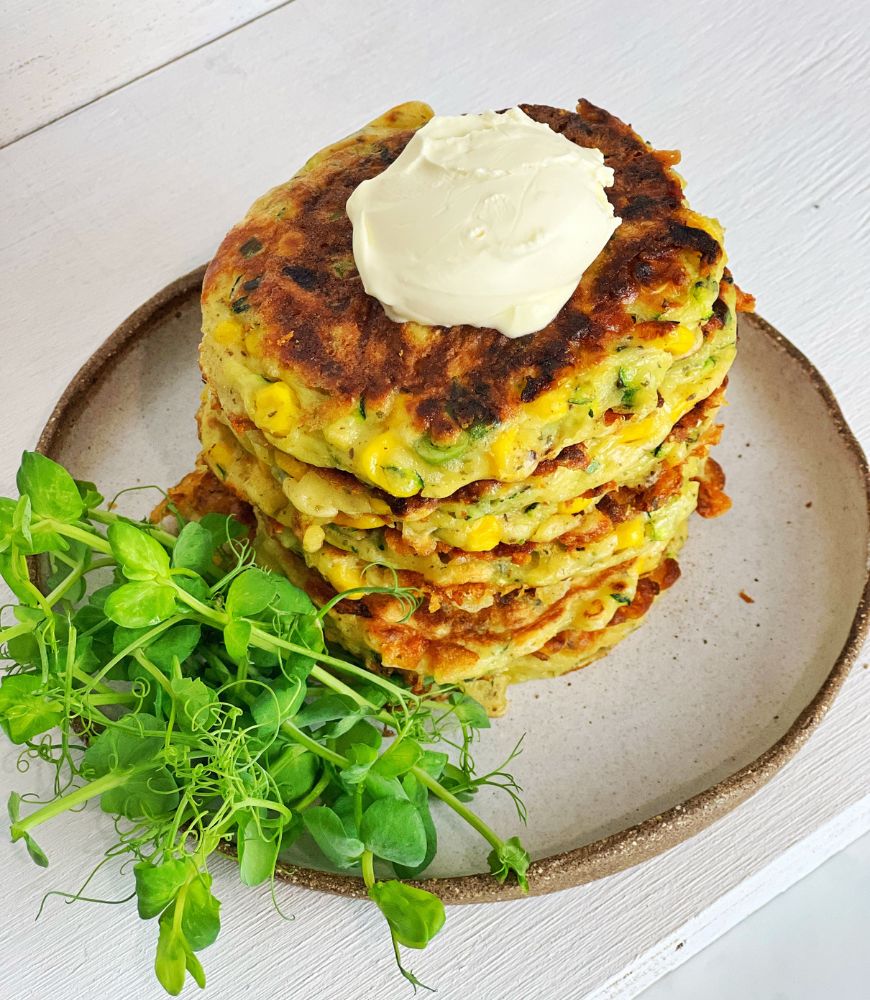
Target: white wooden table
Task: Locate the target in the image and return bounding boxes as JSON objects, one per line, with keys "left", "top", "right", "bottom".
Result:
{"left": 1, "top": 2, "right": 868, "bottom": 997}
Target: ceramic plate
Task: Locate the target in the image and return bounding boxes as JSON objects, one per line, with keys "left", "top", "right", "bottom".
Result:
{"left": 38, "top": 268, "right": 870, "bottom": 903}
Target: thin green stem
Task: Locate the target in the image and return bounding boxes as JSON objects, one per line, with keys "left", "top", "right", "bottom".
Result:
{"left": 173, "top": 588, "right": 225, "bottom": 625}
{"left": 70, "top": 667, "right": 115, "bottom": 695}
{"left": 361, "top": 850, "right": 375, "bottom": 889}
{"left": 278, "top": 721, "right": 347, "bottom": 768}
{"left": 0, "top": 622, "right": 32, "bottom": 645}
{"left": 12, "top": 548, "right": 53, "bottom": 616}
{"left": 168, "top": 595, "right": 413, "bottom": 720}
{"left": 132, "top": 650, "right": 173, "bottom": 696}
{"left": 44, "top": 557, "right": 114, "bottom": 606}
{"left": 290, "top": 768, "right": 331, "bottom": 812}
{"left": 411, "top": 766, "right": 503, "bottom": 852}
{"left": 87, "top": 692, "right": 136, "bottom": 706}
{"left": 247, "top": 624, "right": 415, "bottom": 713}
{"left": 12, "top": 765, "right": 152, "bottom": 836}
{"left": 88, "top": 509, "right": 178, "bottom": 550}
{"left": 51, "top": 522, "right": 112, "bottom": 555}
{"left": 85, "top": 616, "right": 183, "bottom": 691}
{"left": 232, "top": 797, "right": 293, "bottom": 820}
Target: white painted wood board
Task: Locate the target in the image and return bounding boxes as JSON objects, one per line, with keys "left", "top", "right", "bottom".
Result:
{"left": 1, "top": 0, "right": 869, "bottom": 996}
{"left": 644, "top": 823, "right": 870, "bottom": 999}
{"left": 0, "top": 0, "right": 286, "bottom": 146}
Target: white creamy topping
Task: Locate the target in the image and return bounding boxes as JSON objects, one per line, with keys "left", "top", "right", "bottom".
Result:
{"left": 346, "top": 107, "right": 621, "bottom": 339}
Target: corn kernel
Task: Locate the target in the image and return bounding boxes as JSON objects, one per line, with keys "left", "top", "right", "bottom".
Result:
{"left": 637, "top": 552, "right": 658, "bottom": 575}
{"left": 659, "top": 325, "right": 697, "bottom": 357}
{"left": 302, "top": 524, "right": 325, "bottom": 552}
{"left": 359, "top": 434, "right": 420, "bottom": 497}
{"left": 525, "top": 387, "right": 570, "bottom": 422}
{"left": 206, "top": 441, "right": 234, "bottom": 476}
{"left": 614, "top": 516, "right": 646, "bottom": 550}
{"left": 275, "top": 450, "right": 306, "bottom": 478}
{"left": 490, "top": 426, "right": 518, "bottom": 478}
{"left": 559, "top": 495, "right": 595, "bottom": 515}
{"left": 212, "top": 320, "right": 241, "bottom": 346}
{"left": 334, "top": 513, "right": 385, "bottom": 529}
{"left": 464, "top": 514, "right": 501, "bottom": 552}
{"left": 617, "top": 413, "right": 659, "bottom": 444}
{"left": 253, "top": 381, "right": 298, "bottom": 437}
{"left": 328, "top": 561, "right": 365, "bottom": 594}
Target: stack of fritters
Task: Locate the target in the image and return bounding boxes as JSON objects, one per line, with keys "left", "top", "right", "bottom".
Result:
{"left": 187, "top": 99, "right": 752, "bottom": 714}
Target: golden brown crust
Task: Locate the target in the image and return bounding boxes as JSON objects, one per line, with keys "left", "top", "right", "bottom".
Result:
{"left": 695, "top": 456, "right": 732, "bottom": 518}
{"left": 203, "top": 99, "right": 725, "bottom": 443}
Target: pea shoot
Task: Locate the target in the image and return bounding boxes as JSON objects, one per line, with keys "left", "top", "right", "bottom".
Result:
{"left": 0, "top": 452, "right": 530, "bottom": 995}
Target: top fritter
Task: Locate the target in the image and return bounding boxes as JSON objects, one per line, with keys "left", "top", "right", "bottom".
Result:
{"left": 200, "top": 100, "right": 730, "bottom": 499}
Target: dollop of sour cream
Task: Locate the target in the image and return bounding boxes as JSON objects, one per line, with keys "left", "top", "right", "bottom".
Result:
{"left": 346, "top": 107, "right": 621, "bottom": 339}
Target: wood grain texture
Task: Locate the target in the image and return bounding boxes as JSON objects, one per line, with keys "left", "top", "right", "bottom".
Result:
{"left": 0, "top": 0, "right": 288, "bottom": 146}
{"left": 1, "top": 0, "right": 869, "bottom": 997}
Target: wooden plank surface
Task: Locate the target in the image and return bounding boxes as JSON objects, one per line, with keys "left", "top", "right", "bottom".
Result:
{"left": 1, "top": 0, "right": 868, "bottom": 996}
{"left": 0, "top": 0, "right": 288, "bottom": 146}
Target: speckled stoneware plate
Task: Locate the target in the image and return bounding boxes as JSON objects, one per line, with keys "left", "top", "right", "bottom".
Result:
{"left": 38, "top": 268, "right": 870, "bottom": 904}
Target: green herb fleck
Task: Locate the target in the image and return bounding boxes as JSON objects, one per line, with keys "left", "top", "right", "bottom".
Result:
{"left": 331, "top": 258, "right": 356, "bottom": 279}
{"left": 240, "top": 238, "right": 262, "bottom": 257}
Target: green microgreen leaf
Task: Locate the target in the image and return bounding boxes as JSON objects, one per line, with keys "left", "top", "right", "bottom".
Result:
{"left": 270, "top": 745, "right": 319, "bottom": 803}
{"left": 8, "top": 792, "right": 50, "bottom": 867}
{"left": 302, "top": 806, "right": 365, "bottom": 868}
{"left": 0, "top": 673, "right": 64, "bottom": 743}
{"left": 155, "top": 909, "right": 187, "bottom": 995}
{"left": 393, "top": 773, "right": 437, "bottom": 879}
{"left": 146, "top": 622, "right": 202, "bottom": 671}
{"left": 365, "top": 772, "right": 408, "bottom": 802}
{"left": 339, "top": 743, "right": 379, "bottom": 788}
{"left": 134, "top": 858, "right": 189, "bottom": 919}
{"left": 75, "top": 479, "right": 104, "bottom": 509}
{"left": 371, "top": 737, "right": 422, "bottom": 779}
{"left": 361, "top": 798, "right": 427, "bottom": 868}
{"left": 368, "top": 880, "right": 446, "bottom": 949}
{"left": 198, "top": 512, "right": 248, "bottom": 546}
{"left": 170, "top": 677, "right": 218, "bottom": 732}
{"left": 108, "top": 522, "right": 171, "bottom": 581}
{"left": 16, "top": 451, "right": 84, "bottom": 522}
{"left": 295, "top": 694, "right": 358, "bottom": 730}
{"left": 171, "top": 521, "right": 216, "bottom": 577}
{"left": 181, "top": 873, "right": 221, "bottom": 950}
{"left": 175, "top": 574, "right": 210, "bottom": 604}
{"left": 237, "top": 813, "right": 280, "bottom": 887}
{"left": 487, "top": 836, "right": 531, "bottom": 893}
{"left": 100, "top": 766, "right": 178, "bottom": 821}
{"left": 13, "top": 495, "right": 32, "bottom": 549}
{"left": 226, "top": 568, "right": 276, "bottom": 618}
{"left": 81, "top": 713, "right": 166, "bottom": 777}
{"left": 223, "top": 618, "right": 251, "bottom": 664}
{"left": 333, "top": 719, "right": 383, "bottom": 756}
{"left": 251, "top": 676, "right": 306, "bottom": 731}
{"left": 104, "top": 581, "right": 176, "bottom": 627}
{"left": 0, "top": 549, "right": 37, "bottom": 602}
{"left": 448, "top": 692, "right": 490, "bottom": 729}
{"left": 0, "top": 497, "right": 16, "bottom": 552}
{"left": 272, "top": 577, "right": 316, "bottom": 615}
{"left": 416, "top": 750, "right": 448, "bottom": 781}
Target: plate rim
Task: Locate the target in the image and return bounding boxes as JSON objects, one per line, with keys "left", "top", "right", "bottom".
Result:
{"left": 36, "top": 266, "right": 870, "bottom": 905}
